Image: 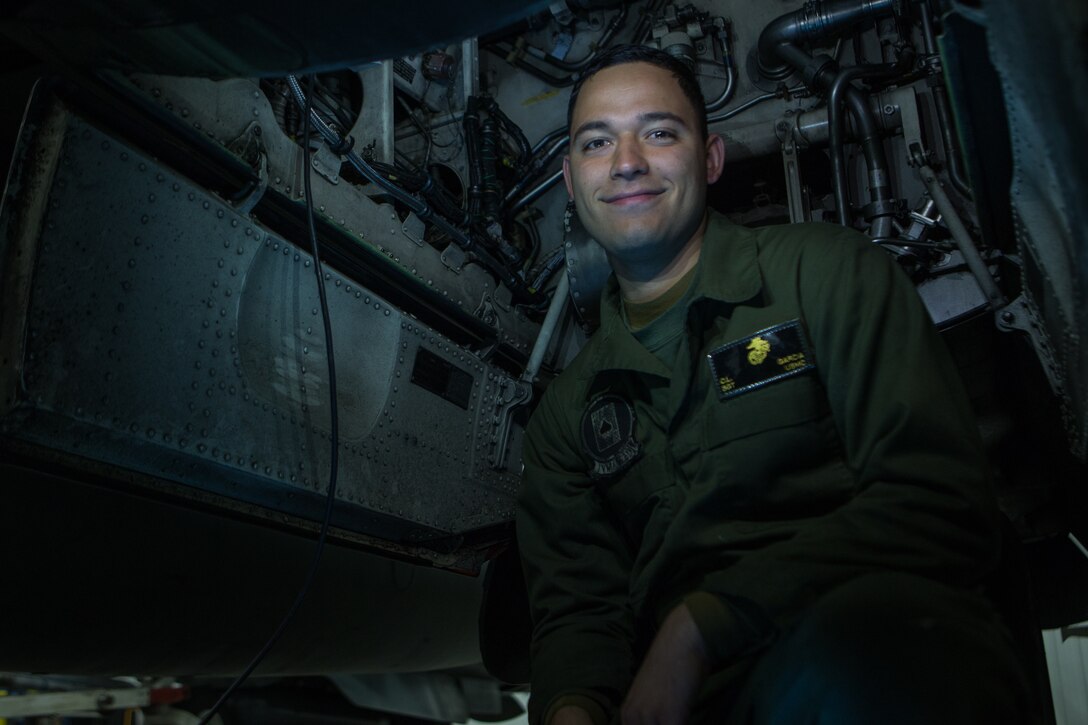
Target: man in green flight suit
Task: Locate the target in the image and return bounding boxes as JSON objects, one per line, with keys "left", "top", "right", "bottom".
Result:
{"left": 516, "top": 45, "right": 1031, "bottom": 725}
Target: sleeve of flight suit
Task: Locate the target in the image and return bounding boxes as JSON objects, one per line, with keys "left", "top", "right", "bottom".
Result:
{"left": 518, "top": 379, "right": 638, "bottom": 724}
{"left": 689, "top": 225, "right": 1003, "bottom": 666}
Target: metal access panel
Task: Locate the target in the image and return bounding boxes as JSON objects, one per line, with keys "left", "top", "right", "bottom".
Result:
{"left": 0, "top": 89, "right": 523, "bottom": 569}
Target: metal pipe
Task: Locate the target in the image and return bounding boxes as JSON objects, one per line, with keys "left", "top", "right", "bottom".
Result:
{"left": 505, "top": 136, "right": 568, "bottom": 206}
{"left": 287, "top": 76, "right": 532, "bottom": 298}
{"left": 931, "top": 82, "right": 973, "bottom": 199}
{"left": 704, "top": 65, "right": 737, "bottom": 112}
{"left": 527, "top": 5, "right": 629, "bottom": 73}
{"left": 509, "top": 168, "right": 565, "bottom": 215}
{"left": 707, "top": 91, "right": 779, "bottom": 124}
{"left": 531, "top": 126, "right": 567, "bottom": 157}
{"left": 757, "top": 0, "right": 895, "bottom": 80}
{"left": 522, "top": 270, "right": 570, "bottom": 383}
{"left": 827, "top": 64, "right": 898, "bottom": 228}
{"left": 914, "top": 155, "right": 1005, "bottom": 309}
{"left": 920, "top": 1, "right": 938, "bottom": 55}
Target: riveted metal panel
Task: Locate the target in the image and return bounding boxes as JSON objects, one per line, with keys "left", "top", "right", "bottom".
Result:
{"left": 0, "top": 100, "right": 522, "bottom": 553}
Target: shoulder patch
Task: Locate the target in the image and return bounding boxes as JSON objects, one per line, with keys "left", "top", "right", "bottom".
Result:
{"left": 580, "top": 393, "right": 642, "bottom": 480}
{"left": 706, "top": 319, "right": 816, "bottom": 400}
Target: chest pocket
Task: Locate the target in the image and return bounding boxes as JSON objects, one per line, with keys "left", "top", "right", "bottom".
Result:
{"left": 704, "top": 373, "right": 826, "bottom": 447}
{"left": 700, "top": 373, "right": 848, "bottom": 514}
{"left": 595, "top": 448, "right": 677, "bottom": 547}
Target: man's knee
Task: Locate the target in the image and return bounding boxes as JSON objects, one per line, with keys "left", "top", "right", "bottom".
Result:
{"left": 743, "top": 572, "right": 1031, "bottom": 724}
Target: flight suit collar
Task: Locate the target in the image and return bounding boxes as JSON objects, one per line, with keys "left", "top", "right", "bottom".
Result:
{"left": 581, "top": 211, "right": 763, "bottom": 393}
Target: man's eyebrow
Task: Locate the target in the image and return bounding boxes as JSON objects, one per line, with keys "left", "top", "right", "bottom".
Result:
{"left": 638, "top": 111, "right": 689, "bottom": 128}
{"left": 571, "top": 119, "right": 610, "bottom": 141}
{"left": 571, "top": 112, "right": 690, "bottom": 142}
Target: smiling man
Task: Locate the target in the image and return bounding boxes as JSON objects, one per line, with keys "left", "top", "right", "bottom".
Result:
{"left": 516, "top": 45, "right": 1030, "bottom": 725}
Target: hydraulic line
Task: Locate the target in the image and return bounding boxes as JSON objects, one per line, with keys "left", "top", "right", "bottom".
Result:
{"left": 509, "top": 169, "right": 565, "bottom": 215}
{"left": 479, "top": 116, "right": 502, "bottom": 220}
{"left": 526, "top": 4, "right": 629, "bottom": 73}
{"left": 529, "top": 247, "right": 568, "bottom": 297}
{"left": 703, "top": 64, "right": 736, "bottom": 113}
{"left": 827, "top": 63, "right": 899, "bottom": 233}
{"left": 757, "top": 0, "right": 895, "bottom": 80}
{"left": 703, "top": 22, "right": 738, "bottom": 113}
{"left": 912, "top": 147, "right": 1005, "bottom": 309}
{"left": 504, "top": 136, "right": 569, "bottom": 207}
{"left": 707, "top": 88, "right": 802, "bottom": 125}
{"left": 919, "top": 2, "right": 972, "bottom": 199}
{"left": 197, "top": 73, "right": 340, "bottom": 725}
{"left": 285, "top": 76, "right": 534, "bottom": 300}
{"left": 522, "top": 270, "right": 571, "bottom": 383}
{"left": 756, "top": 1, "right": 900, "bottom": 235}
{"left": 532, "top": 126, "right": 567, "bottom": 156}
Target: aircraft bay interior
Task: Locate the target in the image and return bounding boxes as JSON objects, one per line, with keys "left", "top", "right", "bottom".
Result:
{"left": 0, "top": 0, "right": 1085, "bottom": 722}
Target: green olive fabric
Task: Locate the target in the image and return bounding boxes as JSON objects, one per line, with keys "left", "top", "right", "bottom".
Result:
{"left": 516, "top": 212, "right": 1002, "bottom": 724}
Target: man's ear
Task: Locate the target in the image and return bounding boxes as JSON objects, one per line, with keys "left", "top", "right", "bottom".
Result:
{"left": 562, "top": 155, "right": 574, "bottom": 199}
{"left": 705, "top": 133, "right": 725, "bottom": 184}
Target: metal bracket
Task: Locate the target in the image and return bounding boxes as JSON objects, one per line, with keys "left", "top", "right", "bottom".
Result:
{"left": 310, "top": 143, "right": 342, "bottom": 185}
{"left": 401, "top": 212, "right": 426, "bottom": 246}
{"left": 441, "top": 243, "right": 466, "bottom": 273}
{"left": 995, "top": 293, "right": 1065, "bottom": 398}
{"left": 226, "top": 121, "right": 269, "bottom": 214}
{"left": 888, "top": 86, "right": 923, "bottom": 161}
{"left": 474, "top": 293, "right": 498, "bottom": 327}
{"left": 780, "top": 134, "right": 807, "bottom": 223}
{"left": 487, "top": 376, "right": 532, "bottom": 471}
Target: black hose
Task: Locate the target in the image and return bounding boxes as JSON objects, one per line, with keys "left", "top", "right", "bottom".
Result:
{"left": 531, "top": 126, "right": 568, "bottom": 157}
{"left": 530, "top": 245, "right": 568, "bottom": 292}
{"left": 463, "top": 96, "right": 484, "bottom": 220}
{"left": 484, "top": 97, "right": 533, "bottom": 168}
{"left": 504, "top": 136, "right": 568, "bottom": 208}
{"left": 196, "top": 72, "right": 341, "bottom": 725}
{"left": 827, "top": 64, "right": 899, "bottom": 227}
{"left": 756, "top": 0, "right": 904, "bottom": 234}
{"left": 757, "top": 0, "right": 895, "bottom": 80}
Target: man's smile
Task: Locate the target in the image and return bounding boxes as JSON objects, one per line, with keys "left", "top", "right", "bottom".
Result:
{"left": 601, "top": 188, "right": 666, "bottom": 205}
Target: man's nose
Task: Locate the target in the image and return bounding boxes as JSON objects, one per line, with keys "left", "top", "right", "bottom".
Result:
{"left": 610, "top": 137, "right": 648, "bottom": 180}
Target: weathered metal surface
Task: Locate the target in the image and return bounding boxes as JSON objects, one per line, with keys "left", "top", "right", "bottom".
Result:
{"left": 0, "top": 104, "right": 523, "bottom": 554}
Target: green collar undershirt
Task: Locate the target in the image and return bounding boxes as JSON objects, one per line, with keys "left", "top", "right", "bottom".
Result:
{"left": 623, "top": 262, "right": 699, "bottom": 366}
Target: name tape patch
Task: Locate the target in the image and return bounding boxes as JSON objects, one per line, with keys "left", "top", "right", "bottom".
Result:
{"left": 580, "top": 393, "right": 642, "bottom": 480}
{"left": 706, "top": 319, "right": 816, "bottom": 400}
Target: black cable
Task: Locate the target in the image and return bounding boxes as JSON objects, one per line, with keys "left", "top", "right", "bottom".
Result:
{"left": 196, "top": 73, "right": 341, "bottom": 725}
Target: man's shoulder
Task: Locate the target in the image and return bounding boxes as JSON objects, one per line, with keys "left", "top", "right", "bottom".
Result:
{"left": 749, "top": 220, "right": 868, "bottom": 253}
{"left": 718, "top": 218, "right": 875, "bottom": 274}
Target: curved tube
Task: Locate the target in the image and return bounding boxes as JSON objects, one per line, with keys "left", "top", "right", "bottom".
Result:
{"left": 757, "top": 0, "right": 895, "bottom": 79}
{"left": 756, "top": 1, "right": 899, "bottom": 235}
{"left": 287, "top": 76, "right": 535, "bottom": 300}
{"left": 531, "top": 125, "right": 568, "bottom": 157}
{"left": 509, "top": 168, "right": 565, "bottom": 215}
{"left": 505, "top": 136, "right": 569, "bottom": 207}
{"left": 707, "top": 90, "right": 781, "bottom": 124}
{"left": 704, "top": 64, "right": 737, "bottom": 113}
{"left": 827, "top": 64, "right": 898, "bottom": 228}
{"left": 915, "top": 157, "right": 1005, "bottom": 309}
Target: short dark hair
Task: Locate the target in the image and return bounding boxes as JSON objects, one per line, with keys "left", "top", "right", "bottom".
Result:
{"left": 567, "top": 44, "right": 709, "bottom": 140}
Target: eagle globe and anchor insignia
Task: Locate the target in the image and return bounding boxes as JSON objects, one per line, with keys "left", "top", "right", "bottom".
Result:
{"left": 707, "top": 320, "right": 816, "bottom": 400}
{"left": 581, "top": 394, "right": 642, "bottom": 480}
